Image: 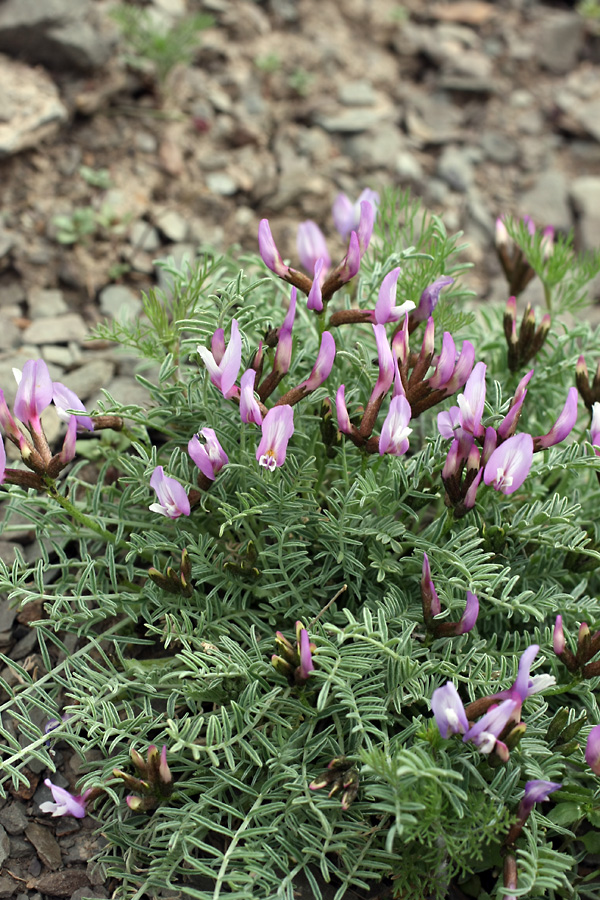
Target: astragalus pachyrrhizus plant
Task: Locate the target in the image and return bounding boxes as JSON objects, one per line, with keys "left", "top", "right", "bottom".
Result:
{"left": 2, "top": 190, "right": 600, "bottom": 899}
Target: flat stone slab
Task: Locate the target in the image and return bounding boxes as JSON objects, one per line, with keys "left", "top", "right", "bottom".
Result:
{"left": 0, "top": 54, "right": 67, "bottom": 157}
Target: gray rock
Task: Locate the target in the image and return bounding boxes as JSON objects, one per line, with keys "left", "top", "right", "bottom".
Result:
{"left": 129, "top": 220, "right": 161, "bottom": 253}
{"left": 570, "top": 176, "right": 600, "bottom": 251}
{"left": 338, "top": 80, "right": 376, "bottom": 107}
{"left": 314, "top": 106, "right": 393, "bottom": 133}
{"left": 344, "top": 124, "right": 405, "bottom": 169}
{"left": 135, "top": 132, "right": 158, "bottom": 154}
{"left": 0, "top": 543, "right": 16, "bottom": 567}
{"left": 481, "top": 132, "right": 519, "bottom": 165}
{"left": 0, "top": 802, "right": 27, "bottom": 835}
{"left": 0, "top": 825, "right": 9, "bottom": 866}
{"left": 0, "top": 875, "right": 17, "bottom": 898}
{"left": 41, "top": 345, "right": 76, "bottom": 368}
{"left": 99, "top": 285, "right": 143, "bottom": 322}
{"left": 519, "top": 169, "right": 572, "bottom": 232}
{"left": 0, "top": 55, "right": 67, "bottom": 158}
{"left": 155, "top": 209, "right": 189, "bottom": 243}
{"left": 537, "top": 12, "right": 584, "bottom": 75}
{"left": 205, "top": 172, "right": 238, "bottom": 196}
{"left": 62, "top": 359, "right": 116, "bottom": 402}
{"left": 395, "top": 151, "right": 424, "bottom": 183}
{"left": 0, "top": 318, "right": 20, "bottom": 351}
{"left": 0, "top": 0, "right": 114, "bottom": 71}
{"left": 25, "top": 823, "right": 61, "bottom": 870}
{"left": 567, "top": 98, "right": 600, "bottom": 144}
{"left": 104, "top": 375, "right": 151, "bottom": 409}
{"left": 437, "top": 145, "right": 473, "bottom": 192}
{"left": 27, "top": 288, "right": 68, "bottom": 318}
{"left": 0, "top": 228, "right": 14, "bottom": 258}
{"left": 21, "top": 313, "right": 87, "bottom": 345}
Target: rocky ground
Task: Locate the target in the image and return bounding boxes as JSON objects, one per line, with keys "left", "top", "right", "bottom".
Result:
{"left": 0, "top": 0, "right": 600, "bottom": 896}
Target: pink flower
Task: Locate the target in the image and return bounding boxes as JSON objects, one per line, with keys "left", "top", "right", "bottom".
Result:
{"left": 483, "top": 432, "right": 534, "bottom": 495}
{"left": 258, "top": 220, "right": 289, "bottom": 278}
{"left": 39, "top": 779, "right": 90, "bottom": 818}
{"left": 535, "top": 387, "right": 578, "bottom": 450}
{"left": 307, "top": 259, "right": 325, "bottom": 312}
{"left": 274, "top": 289, "right": 297, "bottom": 375}
{"left": 586, "top": 723, "right": 600, "bottom": 775}
{"left": 332, "top": 188, "right": 379, "bottom": 241}
{"left": 379, "top": 395, "right": 412, "bottom": 456}
{"left": 412, "top": 276, "right": 454, "bottom": 323}
{"left": 373, "top": 268, "right": 415, "bottom": 325}
{"left": 256, "top": 405, "right": 294, "bottom": 471}
{"left": 52, "top": 383, "right": 94, "bottom": 432}
{"left": 197, "top": 320, "right": 242, "bottom": 399}
{"left": 188, "top": 429, "right": 228, "bottom": 481}
{"left": 463, "top": 698, "right": 518, "bottom": 756}
{"left": 0, "top": 434, "right": 5, "bottom": 485}
{"left": 297, "top": 623, "right": 315, "bottom": 681}
{"left": 13, "top": 359, "right": 53, "bottom": 432}
{"left": 431, "top": 682, "right": 468, "bottom": 738}
{"left": 297, "top": 221, "right": 331, "bottom": 274}
{"left": 299, "top": 332, "right": 336, "bottom": 392}
{"left": 591, "top": 402, "right": 600, "bottom": 453}
{"left": 149, "top": 466, "right": 190, "bottom": 518}
{"left": 498, "top": 370, "right": 534, "bottom": 440}
{"left": 368, "top": 324, "right": 395, "bottom": 406}
{"left": 335, "top": 385, "right": 352, "bottom": 435}
{"left": 240, "top": 369, "right": 263, "bottom": 425}
{"left": 456, "top": 362, "right": 486, "bottom": 438}
{"left": 456, "top": 591, "right": 479, "bottom": 635}
{"left": 422, "top": 552, "right": 441, "bottom": 618}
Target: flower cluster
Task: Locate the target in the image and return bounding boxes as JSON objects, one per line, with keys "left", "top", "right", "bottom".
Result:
{"left": 309, "top": 756, "right": 359, "bottom": 811}
{"left": 0, "top": 358, "right": 120, "bottom": 489}
{"left": 438, "top": 363, "right": 578, "bottom": 517}
{"left": 495, "top": 214, "right": 554, "bottom": 298}
{"left": 553, "top": 614, "right": 600, "bottom": 678}
{"left": 113, "top": 744, "right": 174, "bottom": 811}
{"left": 271, "top": 621, "right": 315, "bottom": 685}
{"left": 421, "top": 553, "right": 478, "bottom": 637}
{"left": 431, "top": 644, "right": 555, "bottom": 763}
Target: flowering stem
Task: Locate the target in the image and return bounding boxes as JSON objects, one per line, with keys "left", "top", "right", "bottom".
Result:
{"left": 43, "top": 477, "right": 118, "bottom": 545}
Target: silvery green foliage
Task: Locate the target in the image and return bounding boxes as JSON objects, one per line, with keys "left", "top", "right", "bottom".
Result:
{"left": 2, "top": 192, "right": 600, "bottom": 899}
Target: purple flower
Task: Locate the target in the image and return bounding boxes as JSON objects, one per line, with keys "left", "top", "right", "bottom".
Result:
{"left": 493, "top": 644, "right": 555, "bottom": 706}
{"left": 297, "top": 221, "right": 331, "bottom": 275}
{"left": 422, "top": 553, "right": 441, "bottom": 617}
{"left": 586, "top": 723, "right": 600, "bottom": 775}
{"left": 535, "top": 387, "right": 578, "bottom": 450}
{"left": 197, "top": 319, "right": 242, "bottom": 399}
{"left": 13, "top": 359, "right": 53, "bottom": 432}
{"left": 274, "top": 290, "right": 297, "bottom": 376}
{"left": 379, "top": 395, "right": 412, "bottom": 456}
{"left": 258, "top": 219, "right": 289, "bottom": 278}
{"left": 332, "top": 188, "right": 380, "bottom": 241}
{"left": 553, "top": 615, "right": 565, "bottom": 655}
{"left": 0, "top": 434, "right": 5, "bottom": 486}
{"left": 483, "top": 432, "right": 534, "bottom": 494}
{"left": 519, "top": 780, "right": 562, "bottom": 818}
{"left": 39, "top": 779, "right": 90, "bottom": 818}
{"left": 256, "top": 405, "right": 294, "bottom": 471}
{"left": 240, "top": 369, "right": 263, "bottom": 425}
{"left": 591, "top": 402, "right": 600, "bottom": 453}
{"left": 297, "top": 623, "right": 315, "bottom": 681}
{"left": 368, "top": 325, "right": 395, "bottom": 406}
{"left": 463, "top": 698, "right": 518, "bottom": 755}
{"left": 456, "top": 591, "right": 479, "bottom": 635}
{"left": 307, "top": 259, "right": 325, "bottom": 312}
{"left": 437, "top": 406, "right": 461, "bottom": 440}
{"left": 52, "top": 383, "right": 94, "bottom": 432}
{"left": 58, "top": 416, "right": 78, "bottom": 466}
{"left": 188, "top": 428, "right": 228, "bottom": 481}
{"left": 412, "top": 276, "right": 454, "bottom": 323}
{"left": 299, "top": 332, "right": 336, "bottom": 392}
{"left": 429, "top": 333, "right": 457, "bottom": 391}
{"left": 441, "top": 341, "right": 475, "bottom": 395}
{"left": 336, "top": 231, "right": 361, "bottom": 284}
{"left": 149, "top": 466, "right": 191, "bottom": 518}
{"left": 431, "top": 682, "right": 468, "bottom": 738}
{"left": 335, "top": 385, "right": 352, "bottom": 435}
{"left": 373, "top": 268, "right": 415, "bottom": 325}
{"left": 498, "top": 370, "right": 534, "bottom": 440}
{"left": 456, "top": 362, "right": 486, "bottom": 438}
{"left": 356, "top": 200, "right": 375, "bottom": 257}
